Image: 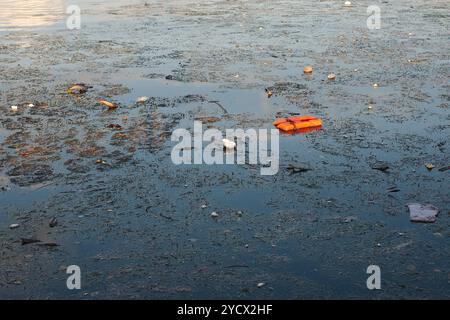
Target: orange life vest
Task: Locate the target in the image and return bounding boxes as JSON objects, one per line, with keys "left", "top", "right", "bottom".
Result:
{"left": 273, "top": 116, "right": 322, "bottom": 132}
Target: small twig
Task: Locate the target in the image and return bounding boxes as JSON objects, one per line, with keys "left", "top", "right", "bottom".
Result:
{"left": 208, "top": 100, "right": 229, "bottom": 114}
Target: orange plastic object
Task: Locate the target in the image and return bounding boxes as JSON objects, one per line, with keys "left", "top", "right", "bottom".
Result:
{"left": 273, "top": 116, "right": 322, "bottom": 132}
{"left": 281, "top": 126, "right": 322, "bottom": 135}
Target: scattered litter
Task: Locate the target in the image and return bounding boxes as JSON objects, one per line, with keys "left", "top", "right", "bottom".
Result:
{"left": 201, "top": 204, "right": 208, "bottom": 209}
{"left": 372, "top": 83, "right": 379, "bottom": 88}
{"left": 327, "top": 73, "right": 336, "bottom": 80}
{"left": 67, "top": 84, "right": 91, "bottom": 94}
{"left": 387, "top": 186, "right": 400, "bottom": 193}
{"left": 21, "top": 238, "right": 41, "bottom": 245}
{"left": 98, "top": 99, "right": 117, "bottom": 110}
{"left": 49, "top": 217, "right": 58, "bottom": 228}
{"left": 287, "top": 164, "right": 312, "bottom": 174}
{"left": 344, "top": 1, "right": 352, "bottom": 7}
{"left": 136, "top": 96, "right": 149, "bottom": 103}
{"left": 95, "top": 159, "right": 107, "bottom": 165}
{"left": 195, "top": 116, "right": 221, "bottom": 123}
{"left": 10, "top": 105, "right": 18, "bottom": 111}
{"left": 222, "top": 138, "right": 236, "bottom": 150}
{"left": 208, "top": 100, "right": 229, "bottom": 114}
{"left": 265, "top": 88, "right": 273, "bottom": 98}
{"left": 368, "top": 105, "right": 373, "bottom": 110}
{"left": 27, "top": 103, "right": 34, "bottom": 108}
{"left": 425, "top": 163, "right": 434, "bottom": 171}
{"left": 372, "top": 163, "right": 389, "bottom": 172}
{"left": 37, "top": 242, "right": 58, "bottom": 247}
{"left": 210, "top": 212, "right": 219, "bottom": 218}
{"left": 9, "top": 224, "right": 20, "bottom": 229}
{"left": 106, "top": 124, "right": 123, "bottom": 130}
{"left": 344, "top": 216, "right": 357, "bottom": 223}
{"left": 273, "top": 116, "right": 322, "bottom": 132}
{"left": 257, "top": 282, "right": 266, "bottom": 288}
{"left": 303, "top": 66, "right": 313, "bottom": 74}
{"left": 408, "top": 203, "right": 439, "bottom": 223}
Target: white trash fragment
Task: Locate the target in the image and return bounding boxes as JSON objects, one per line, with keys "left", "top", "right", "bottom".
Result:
{"left": 136, "top": 96, "right": 149, "bottom": 103}
{"left": 344, "top": 1, "right": 352, "bottom": 7}
{"left": 210, "top": 211, "right": 219, "bottom": 218}
{"left": 10, "top": 105, "right": 18, "bottom": 111}
{"left": 408, "top": 203, "right": 439, "bottom": 223}
{"left": 222, "top": 138, "right": 236, "bottom": 150}
{"left": 9, "top": 224, "right": 20, "bottom": 229}
{"left": 27, "top": 103, "right": 34, "bottom": 108}
{"left": 257, "top": 282, "right": 265, "bottom": 288}
{"left": 201, "top": 204, "right": 208, "bottom": 209}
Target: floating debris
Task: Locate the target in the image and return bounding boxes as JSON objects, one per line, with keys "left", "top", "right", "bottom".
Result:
{"left": 425, "top": 163, "right": 434, "bottom": 171}
{"left": 372, "top": 83, "right": 379, "bottom": 88}
{"left": 106, "top": 124, "right": 123, "bottom": 130}
{"left": 257, "top": 282, "right": 266, "bottom": 288}
{"left": 201, "top": 204, "right": 208, "bottom": 209}
{"left": 67, "top": 84, "right": 91, "bottom": 94}
{"left": 408, "top": 203, "right": 439, "bottom": 223}
{"left": 49, "top": 217, "right": 58, "bottom": 228}
{"left": 98, "top": 99, "right": 117, "bottom": 110}
{"left": 27, "top": 103, "right": 34, "bottom": 108}
{"left": 372, "top": 163, "right": 389, "bottom": 172}
{"left": 194, "top": 116, "right": 221, "bottom": 123}
{"left": 265, "top": 88, "right": 273, "bottom": 98}
{"left": 136, "top": 96, "right": 149, "bottom": 103}
{"left": 327, "top": 73, "right": 336, "bottom": 80}
{"left": 21, "top": 238, "right": 41, "bottom": 245}
{"left": 10, "top": 105, "right": 18, "bottom": 111}
{"left": 344, "top": 1, "right": 352, "bottom": 7}
{"left": 37, "top": 242, "right": 58, "bottom": 247}
{"left": 303, "top": 66, "right": 313, "bottom": 74}
{"left": 287, "top": 164, "right": 312, "bottom": 174}
{"left": 438, "top": 165, "right": 450, "bottom": 172}
{"left": 222, "top": 138, "right": 236, "bottom": 150}
{"left": 387, "top": 186, "right": 400, "bottom": 193}
{"left": 209, "top": 100, "right": 229, "bottom": 114}
{"left": 273, "top": 116, "right": 322, "bottom": 132}
{"left": 368, "top": 105, "right": 373, "bottom": 110}
{"left": 9, "top": 224, "right": 20, "bottom": 229}
{"left": 210, "top": 212, "right": 219, "bottom": 218}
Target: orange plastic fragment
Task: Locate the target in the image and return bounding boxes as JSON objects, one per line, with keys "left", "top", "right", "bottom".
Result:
{"left": 273, "top": 116, "right": 322, "bottom": 132}
{"left": 281, "top": 126, "right": 322, "bottom": 135}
